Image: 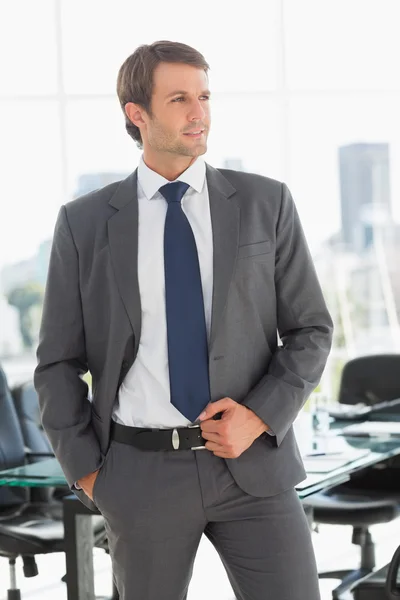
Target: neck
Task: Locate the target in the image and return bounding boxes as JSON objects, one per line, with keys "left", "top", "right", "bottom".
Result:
{"left": 142, "top": 152, "right": 197, "bottom": 181}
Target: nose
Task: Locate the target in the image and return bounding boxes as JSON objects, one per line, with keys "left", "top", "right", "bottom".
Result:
{"left": 188, "top": 99, "right": 206, "bottom": 122}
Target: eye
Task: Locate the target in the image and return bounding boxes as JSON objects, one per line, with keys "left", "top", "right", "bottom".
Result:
{"left": 171, "top": 96, "right": 210, "bottom": 103}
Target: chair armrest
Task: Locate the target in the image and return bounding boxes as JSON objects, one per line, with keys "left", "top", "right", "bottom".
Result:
{"left": 24, "top": 447, "right": 55, "bottom": 463}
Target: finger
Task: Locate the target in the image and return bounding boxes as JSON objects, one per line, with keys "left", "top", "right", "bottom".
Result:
{"left": 200, "top": 419, "right": 223, "bottom": 433}
{"left": 83, "top": 489, "right": 93, "bottom": 501}
{"left": 205, "top": 440, "right": 226, "bottom": 452}
{"left": 213, "top": 451, "right": 231, "bottom": 458}
{"left": 199, "top": 397, "right": 234, "bottom": 421}
{"left": 201, "top": 431, "right": 222, "bottom": 443}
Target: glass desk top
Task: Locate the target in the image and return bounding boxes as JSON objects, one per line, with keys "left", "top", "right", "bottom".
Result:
{"left": 2, "top": 432, "right": 400, "bottom": 500}
{"left": 297, "top": 433, "right": 400, "bottom": 497}
{"left": 0, "top": 458, "right": 66, "bottom": 487}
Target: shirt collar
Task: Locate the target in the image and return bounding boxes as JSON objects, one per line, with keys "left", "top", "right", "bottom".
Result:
{"left": 138, "top": 154, "right": 206, "bottom": 200}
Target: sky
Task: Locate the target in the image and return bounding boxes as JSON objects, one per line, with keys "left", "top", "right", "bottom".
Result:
{"left": 1, "top": 0, "right": 399, "bottom": 271}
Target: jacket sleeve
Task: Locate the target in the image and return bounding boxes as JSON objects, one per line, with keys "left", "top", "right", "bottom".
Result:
{"left": 34, "top": 205, "right": 103, "bottom": 488}
{"left": 242, "top": 183, "right": 334, "bottom": 446}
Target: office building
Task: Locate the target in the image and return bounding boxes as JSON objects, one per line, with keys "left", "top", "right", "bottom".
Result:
{"left": 74, "top": 172, "right": 131, "bottom": 198}
{"left": 339, "top": 143, "right": 391, "bottom": 253}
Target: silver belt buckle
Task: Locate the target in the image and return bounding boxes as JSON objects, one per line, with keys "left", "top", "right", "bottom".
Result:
{"left": 171, "top": 428, "right": 180, "bottom": 450}
{"left": 188, "top": 423, "right": 206, "bottom": 451}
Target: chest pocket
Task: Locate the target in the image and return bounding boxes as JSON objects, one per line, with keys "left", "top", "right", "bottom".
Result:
{"left": 237, "top": 240, "right": 272, "bottom": 259}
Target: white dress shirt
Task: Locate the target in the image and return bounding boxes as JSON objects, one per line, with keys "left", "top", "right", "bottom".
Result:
{"left": 112, "top": 155, "right": 214, "bottom": 429}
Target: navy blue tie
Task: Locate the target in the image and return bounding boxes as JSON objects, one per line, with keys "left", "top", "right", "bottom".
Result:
{"left": 159, "top": 181, "right": 211, "bottom": 423}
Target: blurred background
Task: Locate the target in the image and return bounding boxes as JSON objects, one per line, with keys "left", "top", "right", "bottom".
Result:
{"left": 1, "top": 0, "right": 399, "bottom": 397}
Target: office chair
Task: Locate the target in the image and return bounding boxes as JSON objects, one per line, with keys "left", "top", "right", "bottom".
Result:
{"left": 11, "top": 380, "right": 53, "bottom": 456}
{"left": 10, "top": 378, "right": 120, "bottom": 599}
{"left": 11, "top": 379, "right": 72, "bottom": 514}
{"left": 348, "top": 540, "right": 400, "bottom": 599}
{"left": 0, "top": 368, "right": 29, "bottom": 514}
{"left": 0, "top": 366, "right": 109, "bottom": 600}
{"left": 385, "top": 541, "right": 400, "bottom": 599}
{"left": 305, "top": 354, "right": 400, "bottom": 600}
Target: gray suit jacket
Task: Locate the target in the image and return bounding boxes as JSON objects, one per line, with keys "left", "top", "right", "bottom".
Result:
{"left": 34, "top": 164, "right": 333, "bottom": 512}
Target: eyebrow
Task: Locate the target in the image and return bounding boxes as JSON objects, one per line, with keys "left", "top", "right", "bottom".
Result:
{"left": 165, "top": 89, "right": 211, "bottom": 99}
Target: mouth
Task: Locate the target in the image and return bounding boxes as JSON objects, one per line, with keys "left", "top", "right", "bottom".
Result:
{"left": 183, "top": 129, "right": 205, "bottom": 138}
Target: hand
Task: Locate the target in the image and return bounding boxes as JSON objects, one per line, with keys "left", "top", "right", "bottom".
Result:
{"left": 76, "top": 469, "right": 100, "bottom": 501}
{"left": 198, "top": 397, "right": 270, "bottom": 459}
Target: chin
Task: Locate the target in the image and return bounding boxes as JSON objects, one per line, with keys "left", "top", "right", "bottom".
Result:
{"left": 193, "top": 145, "right": 207, "bottom": 156}
{"left": 193, "top": 143, "right": 207, "bottom": 155}
{"left": 178, "top": 146, "right": 207, "bottom": 158}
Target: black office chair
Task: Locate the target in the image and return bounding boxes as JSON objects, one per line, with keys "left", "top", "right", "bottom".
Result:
{"left": 305, "top": 354, "right": 400, "bottom": 600}
{"left": 0, "top": 366, "right": 108, "bottom": 600}
{"left": 385, "top": 542, "right": 400, "bottom": 599}
{"left": 10, "top": 379, "right": 61, "bottom": 510}
{"left": 10, "top": 377, "right": 120, "bottom": 599}
{"left": 0, "top": 368, "right": 29, "bottom": 515}
{"left": 11, "top": 379, "right": 74, "bottom": 514}
{"left": 11, "top": 380, "right": 53, "bottom": 456}
{"left": 348, "top": 541, "right": 400, "bottom": 599}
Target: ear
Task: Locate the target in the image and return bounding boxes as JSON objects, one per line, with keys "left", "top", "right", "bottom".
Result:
{"left": 125, "top": 102, "right": 146, "bottom": 128}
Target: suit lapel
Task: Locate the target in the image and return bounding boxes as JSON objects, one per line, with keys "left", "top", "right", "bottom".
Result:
{"left": 205, "top": 164, "right": 239, "bottom": 352}
{"left": 107, "top": 171, "right": 142, "bottom": 357}
{"left": 106, "top": 164, "right": 239, "bottom": 357}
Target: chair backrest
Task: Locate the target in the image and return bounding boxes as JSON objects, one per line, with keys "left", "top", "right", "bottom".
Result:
{"left": 11, "top": 380, "right": 54, "bottom": 504}
{"left": 338, "top": 354, "right": 400, "bottom": 406}
{"left": 386, "top": 542, "right": 400, "bottom": 598}
{"left": 0, "top": 365, "right": 28, "bottom": 506}
{"left": 12, "top": 381, "right": 52, "bottom": 457}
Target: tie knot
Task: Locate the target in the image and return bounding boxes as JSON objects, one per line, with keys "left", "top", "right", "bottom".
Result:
{"left": 158, "top": 181, "right": 190, "bottom": 204}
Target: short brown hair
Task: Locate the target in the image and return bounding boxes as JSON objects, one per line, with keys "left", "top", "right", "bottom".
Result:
{"left": 116, "top": 40, "right": 210, "bottom": 148}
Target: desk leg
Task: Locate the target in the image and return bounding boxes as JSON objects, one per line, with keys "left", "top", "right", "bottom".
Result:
{"left": 302, "top": 503, "right": 314, "bottom": 529}
{"left": 63, "top": 497, "right": 95, "bottom": 600}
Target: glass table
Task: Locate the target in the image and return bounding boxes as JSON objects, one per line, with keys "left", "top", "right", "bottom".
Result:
{"left": 0, "top": 458, "right": 66, "bottom": 487}
{"left": 3, "top": 433, "right": 400, "bottom": 496}
{"left": 297, "top": 433, "right": 400, "bottom": 497}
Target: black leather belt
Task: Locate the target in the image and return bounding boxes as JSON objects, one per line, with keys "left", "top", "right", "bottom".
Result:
{"left": 110, "top": 421, "right": 207, "bottom": 451}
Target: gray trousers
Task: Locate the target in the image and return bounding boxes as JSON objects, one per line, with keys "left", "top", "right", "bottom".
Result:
{"left": 92, "top": 439, "right": 321, "bottom": 600}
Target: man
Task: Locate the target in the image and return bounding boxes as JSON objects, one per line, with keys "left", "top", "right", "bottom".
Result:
{"left": 35, "top": 40, "right": 333, "bottom": 600}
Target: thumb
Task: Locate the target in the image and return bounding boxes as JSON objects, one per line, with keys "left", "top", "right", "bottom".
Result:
{"left": 199, "top": 397, "right": 233, "bottom": 420}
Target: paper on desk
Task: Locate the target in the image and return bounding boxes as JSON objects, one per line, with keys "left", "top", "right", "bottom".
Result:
{"left": 303, "top": 449, "right": 370, "bottom": 473}
{"left": 342, "top": 421, "right": 400, "bottom": 437}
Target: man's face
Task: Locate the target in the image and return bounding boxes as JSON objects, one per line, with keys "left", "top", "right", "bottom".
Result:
{"left": 140, "top": 62, "right": 211, "bottom": 158}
